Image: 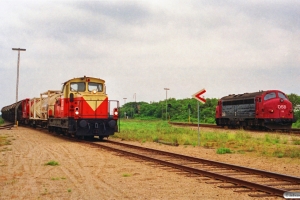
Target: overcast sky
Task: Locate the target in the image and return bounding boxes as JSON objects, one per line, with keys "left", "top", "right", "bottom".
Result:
{"left": 1, "top": 0, "right": 300, "bottom": 110}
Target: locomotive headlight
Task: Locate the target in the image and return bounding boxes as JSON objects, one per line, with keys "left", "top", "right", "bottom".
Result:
{"left": 269, "top": 109, "right": 274, "bottom": 113}
{"left": 75, "top": 111, "right": 79, "bottom": 115}
{"left": 93, "top": 89, "right": 97, "bottom": 94}
{"left": 114, "top": 111, "right": 118, "bottom": 115}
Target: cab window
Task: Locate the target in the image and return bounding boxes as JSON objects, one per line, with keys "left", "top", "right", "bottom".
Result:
{"left": 264, "top": 92, "right": 276, "bottom": 101}
{"left": 70, "top": 82, "right": 86, "bottom": 92}
{"left": 88, "top": 82, "right": 103, "bottom": 92}
{"left": 278, "top": 92, "right": 287, "bottom": 99}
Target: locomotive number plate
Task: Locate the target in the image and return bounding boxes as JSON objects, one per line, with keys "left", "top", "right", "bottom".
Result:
{"left": 278, "top": 105, "right": 286, "bottom": 109}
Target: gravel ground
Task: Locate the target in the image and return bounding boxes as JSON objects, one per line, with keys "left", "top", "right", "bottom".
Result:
{"left": 0, "top": 126, "right": 299, "bottom": 199}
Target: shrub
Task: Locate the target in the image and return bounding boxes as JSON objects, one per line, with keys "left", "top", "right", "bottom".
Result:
{"left": 216, "top": 147, "right": 231, "bottom": 154}
{"left": 45, "top": 160, "right": 59, "bottom": 166}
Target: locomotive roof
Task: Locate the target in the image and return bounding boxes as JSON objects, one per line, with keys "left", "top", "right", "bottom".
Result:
{"left": 63, "top": 76, "right": 105, "bottom": 85}
{"left": 220, "top": 91, "right": 265, "bottom": 101}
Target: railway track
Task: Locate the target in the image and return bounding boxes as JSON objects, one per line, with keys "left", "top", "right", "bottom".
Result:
{"left": 169, "top": 122, "right": 300, "bottom": 134}
{"left": 81, "top": 140, "right": 300, "bottom": 198}
{"left": 169, "top": 122, "right": 221, "bottom": 129}
{"left": 0, "top": 123, "right": 14, "bottom": 130}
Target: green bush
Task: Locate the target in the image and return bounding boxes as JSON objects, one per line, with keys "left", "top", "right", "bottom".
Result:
{"left": 292, "top": 120, "right": 300, "bottom": 128}
{"left": 216, "top": 147, "right": 232, "bottom": 154}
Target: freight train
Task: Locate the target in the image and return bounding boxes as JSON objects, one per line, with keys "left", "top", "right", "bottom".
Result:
{"left": 215, "top": 90, "right": 296, "bottom": 130}
{"left": 1, "top": 76, "right": 119, "bottom": 139}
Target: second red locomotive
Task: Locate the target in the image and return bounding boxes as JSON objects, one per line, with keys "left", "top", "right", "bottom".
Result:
{"left": 215, "top": 90, "right": 296, "bottom": 130}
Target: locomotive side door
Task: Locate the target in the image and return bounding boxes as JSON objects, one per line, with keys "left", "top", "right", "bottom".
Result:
{"left": 255, "top": 96, "right": 263, "bottom": 118}
{"left": 215, "top": 100, "right": 222, "bottom": 118}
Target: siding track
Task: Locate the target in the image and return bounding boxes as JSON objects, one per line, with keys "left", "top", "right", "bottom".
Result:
{"left": 0, "top": 123, "right": 14, "bottom": 130}
{"left": 169, "top": 122, "right": 300, "bottom": 134}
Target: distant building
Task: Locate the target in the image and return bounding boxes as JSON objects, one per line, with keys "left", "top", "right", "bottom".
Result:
{"left": 295, "top": 105, "right": 300, "bottom": 112}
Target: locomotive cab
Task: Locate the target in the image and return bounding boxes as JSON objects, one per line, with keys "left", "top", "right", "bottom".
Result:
{"left": 258, "top": 91, "right": 295, "bottom": 129}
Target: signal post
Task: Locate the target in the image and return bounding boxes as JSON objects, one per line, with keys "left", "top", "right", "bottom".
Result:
{"left": 192, "top": 88, "right": 206, "bottom": 146}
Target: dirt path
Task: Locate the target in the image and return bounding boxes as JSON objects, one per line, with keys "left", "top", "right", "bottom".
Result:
{"left": 0, "top": 127, "right": 298, "bottom": 199}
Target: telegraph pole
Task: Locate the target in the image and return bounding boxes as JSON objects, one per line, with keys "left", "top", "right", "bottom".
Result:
{"left": 164, "top": 88, "right": 170, "bottom": 120}
{"left": 123, "top": 98, "right": 127, "bottom": 119}
{"left": 12, "top": 48, "right": 26, "bottom": 126}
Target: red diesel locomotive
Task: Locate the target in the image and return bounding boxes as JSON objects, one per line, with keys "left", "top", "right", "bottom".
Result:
{"left": 1, "top": 76, "right": 119, "bottom": 139}
{"left": 215, "top": 90, "right": 296, "bottom": 130}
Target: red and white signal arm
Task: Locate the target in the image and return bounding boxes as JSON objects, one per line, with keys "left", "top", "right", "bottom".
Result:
{"left": 192, "top": 88, "right": 206, "bottom": 104}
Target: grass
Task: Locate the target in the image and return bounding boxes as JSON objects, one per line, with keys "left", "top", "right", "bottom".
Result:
{"left": 0, "top": 117, "right": 4, "bottom": 125}
{"left": 216, "top": 147, "right": 232, "bottom": 154}
{"left": 51, "top": 177, "right": 66, "bottom": 180}
{"left": 114, "top": 119, "right": 300, "bottom": 159}
{"left": 0, "top": 136, "right": 10, "bottom": 145}
{"left": 122, "top": 173, "right": 131, "bottom": 177}
{"left": 41, "top": 188, "right": 48, "bottom": 195}
{"left": 0, "top": 135, "right": 12, "bottom": 151}
{"left": 292, "top": 137, "right": 300, "bottom": 145}
{"left": 1, "top": 147, "right": 12, "bottom": 152}
{"left": 115, "top": 120, "right": 197, "bottom": 144}
{"left": 44, "top": 160, "right": 59, "bottom": 166}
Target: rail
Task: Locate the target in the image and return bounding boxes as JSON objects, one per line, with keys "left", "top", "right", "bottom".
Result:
{"left": 82, "top": 140, "right": 300, "bottom": 198}
{"left": 0, "top": 123, "right": 14, "bottom": 130}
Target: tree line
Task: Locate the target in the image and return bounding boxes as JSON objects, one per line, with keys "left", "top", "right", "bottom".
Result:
{"left": 119, "top": 93, "right": 300, "bottom": 126}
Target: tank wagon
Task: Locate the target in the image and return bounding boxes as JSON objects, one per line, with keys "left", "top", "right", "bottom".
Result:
{"left": 1, "top": 100, "right": 26, "bottom": 123}
{"left": 1, "top": 76, "right": 119, "bottom": 139}
{"left": 215, "top": 90, "right": 296, "bottom": 130}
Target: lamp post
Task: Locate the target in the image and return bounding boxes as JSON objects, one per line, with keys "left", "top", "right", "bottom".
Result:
{"left": 12, "top": 48, "right": 26, "bottom": 126}
{"left": 188, "top": 104, "right": 191, "bottom": 123}
{"left": 133, "top": 93, "right": 136, "bottom": 117}
{"left": 123, "top": 98, "right": 127, "bottom": 119}
{"left": 164, "top": 88, "right": 170, "bottom": 120}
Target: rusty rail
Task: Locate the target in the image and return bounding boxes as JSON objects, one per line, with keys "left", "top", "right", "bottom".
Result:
{"left": 0, "top": 123, "right": 14, "bottom": 130}
{"left": 85, "top": 140, "right": 300, "bottom": 197}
